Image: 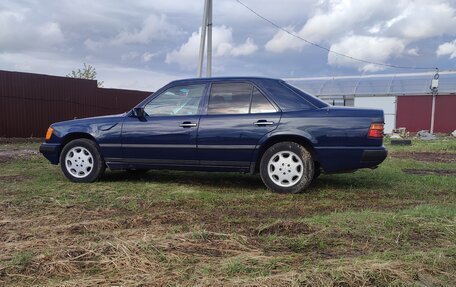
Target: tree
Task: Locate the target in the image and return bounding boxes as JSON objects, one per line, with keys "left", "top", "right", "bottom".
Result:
{"left": 67, "top": 63, "right": 104, "bottom": 87}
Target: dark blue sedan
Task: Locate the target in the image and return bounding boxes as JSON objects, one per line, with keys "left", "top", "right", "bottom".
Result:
{"left": 40, "top": 77, "right": 387, "bottom": 193}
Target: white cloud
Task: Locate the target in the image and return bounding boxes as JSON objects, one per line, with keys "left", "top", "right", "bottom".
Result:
{"left": 38, "top": 22, "right": 64, "bottom": 43}
{"left": 299, "top": 0, "right": 386, "bottom": 41}
{"left": 436, "top": 40, "right": 456, "bottom": 59}
{"left": 265, "top": 26, "right": 305, "bottom": 53}
{"left": 84, "top": 14, "right": 181, "bottom": 50}
{"left": 2, "top": 0, "right": 456, "bottom": 86}
{"left": 119, "top": 51, "right": 158, "bottom": 63}
{"left": 165, "top": 25, "right": 258, "bottom": 69}
{"left": 84, "top": 38, "right": 104, "bottom": 51}
{"left": 264, "top": 0, "right": 456, "bottom": 71}
{"left": 328, "top": 36, "right": 405, "bottom": 72}
{"left": 230, "top": 38, "right": 258, "bottom": 56}
{"left": 389, "top": 1, "right": 456, "bottom": 41}
{"left": 265, "top": 0, "right": 388, "bottom": 53}
{"left": 0, "top": 11, "right": 64, "bottom": 51}
{"left": 112, "top": 14, "right": 180, "bottom": 45}
{"left": 406, "top": 48, "right": 419, "bottom": 56}
{"left": 265, "top": 0, "right": 456, "bottom": 54}
{"left": 0, "top": 51, "right": 178, "bottom": 91}
{"left": 141, "top": 52, "right": 157, "bottom": 62}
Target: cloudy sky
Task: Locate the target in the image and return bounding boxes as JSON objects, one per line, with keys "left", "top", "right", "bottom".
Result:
{"left": 1, "top": 0, "right": 456, "bottom": 91}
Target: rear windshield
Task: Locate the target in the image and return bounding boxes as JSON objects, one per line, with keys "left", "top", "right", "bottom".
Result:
{"left": 282, "top": 82, "right": 329, "bottom": 108}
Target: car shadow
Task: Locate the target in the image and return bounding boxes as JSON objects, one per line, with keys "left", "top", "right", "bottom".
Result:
{"left": 100, "top": 170, "right": 267, "bottom": 190}
{"left": 99, "top": 170, "right": 391, "bottom": 192}
{"left": 311, "top": 174, "right": 394, "bottom": 190}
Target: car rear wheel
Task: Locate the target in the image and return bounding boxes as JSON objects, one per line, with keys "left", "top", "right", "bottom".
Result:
{"left": 260, "top": 142, "right": 314, "bottom": 193}
{"left": 60, "top": 139, "right": 105, "bottom": 182}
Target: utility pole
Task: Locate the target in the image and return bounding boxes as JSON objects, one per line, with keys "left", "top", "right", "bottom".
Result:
{"left": 197, "top": 0, "right": 212, "bottom": 78}
{"left": 206, "top": 0, "right": 212, "bottom": 77}
{"left": 430, "top": 71, "right": 439, "bottom": 134}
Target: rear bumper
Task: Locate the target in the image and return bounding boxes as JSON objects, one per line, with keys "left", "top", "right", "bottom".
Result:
{"left": 315, "top": 146, "right": 388, "bottom": 172}
{"left": 39, "top": 143, "right": 60, "bottom": 164}
{"left": 360, "top": 149, "right": 388, "bottom": 164}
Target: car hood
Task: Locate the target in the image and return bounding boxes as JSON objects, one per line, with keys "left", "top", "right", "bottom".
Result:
{"left": 51, "top": 113, "right": 127, "bottom": 128}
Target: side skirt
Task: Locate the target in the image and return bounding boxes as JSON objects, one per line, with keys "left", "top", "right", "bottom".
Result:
{"left": 104, "top": 158, "right": 251, "bottom": 173}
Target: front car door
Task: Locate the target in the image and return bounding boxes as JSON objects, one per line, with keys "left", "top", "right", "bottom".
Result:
{"left": 121, "top": 83, "right": 207, "bottom": 166}
{"left": 197, "top": 81, "right": 281, "bottom": 169}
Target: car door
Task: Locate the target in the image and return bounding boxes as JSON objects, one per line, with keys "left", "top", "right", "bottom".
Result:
{"left": 121, "top": 83, "right": 207, "bottom": 166}
{"left": 197, "top": 81, "right": 281, "bottom": 167}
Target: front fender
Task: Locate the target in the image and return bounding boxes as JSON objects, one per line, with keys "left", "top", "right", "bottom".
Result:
{"left": 43, "top": 117, "right": 124, "bottom": 164}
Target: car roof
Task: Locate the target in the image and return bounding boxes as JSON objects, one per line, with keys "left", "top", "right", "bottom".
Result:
{"left": 169, "top": 76, "right": 282, "bottom": 85}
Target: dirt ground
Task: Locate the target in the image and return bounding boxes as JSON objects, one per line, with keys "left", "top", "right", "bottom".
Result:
{"left": 0, "top": 147, "right": 40, "bottom": 164}
{"left": 1, "top": 141, "right": 455, "bottom": 286}
{"left": 391, "top": 151, "right": 456, "bottom": 163}
{"left": 402, "top": 168, "right": 456, "bottom": 176}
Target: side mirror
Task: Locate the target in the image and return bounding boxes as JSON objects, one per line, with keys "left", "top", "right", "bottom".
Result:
{"left": 133, "top": 107, "right": 145, "bottom": 119}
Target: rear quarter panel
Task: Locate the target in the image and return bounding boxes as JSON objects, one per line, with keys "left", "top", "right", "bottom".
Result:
{"left": 258, "top": 107, "right": 385, "bottom": 172}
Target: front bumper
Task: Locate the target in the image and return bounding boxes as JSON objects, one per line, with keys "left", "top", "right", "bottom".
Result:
{"left": 39, "top": 143, "right": 61, "bottom": 164}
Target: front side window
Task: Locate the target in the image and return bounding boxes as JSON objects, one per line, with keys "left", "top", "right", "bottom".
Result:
{"left": 207, "top": 83, "right": 252, "bottom": 114}
{"left": 144, "top": 84, "right": 205, "bottom": 116}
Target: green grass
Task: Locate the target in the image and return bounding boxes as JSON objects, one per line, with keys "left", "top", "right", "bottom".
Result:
{"left": 7, "top": 252, "right": 34, "bottom": 271}
{"left": 385, "top": 137, "right": 456, "bottom": 153}
{"left": 0, "top": 138, "right": 455, "bottom": 286}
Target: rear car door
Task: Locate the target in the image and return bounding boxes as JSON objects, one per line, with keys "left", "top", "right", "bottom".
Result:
{"left": 121, "top": 84, "right": 206, "bottom": 165}
{"left": 197, "top": 81, "right": 281, "bottom": 167}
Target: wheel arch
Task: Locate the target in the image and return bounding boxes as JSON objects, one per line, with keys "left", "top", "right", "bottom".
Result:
{"left": 253, "top": 134, "right": 319, "bottom": 174}
{"left": 59, "top": 133, "right": 99, "bottom": 161}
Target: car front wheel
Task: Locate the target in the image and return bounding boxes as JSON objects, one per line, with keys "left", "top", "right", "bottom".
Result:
{"left": 60, "top": 139, "right": 105, "bottom": 182}
{"left": 260, "top": 142, "right": 314, "bottom": 193}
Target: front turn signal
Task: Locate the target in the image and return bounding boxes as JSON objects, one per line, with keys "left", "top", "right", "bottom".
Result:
{"left": 368, "top": 123, "right": 384, "bottom": 139}
{"left": 45, "top": 127, "right": 54, "bottom": 141}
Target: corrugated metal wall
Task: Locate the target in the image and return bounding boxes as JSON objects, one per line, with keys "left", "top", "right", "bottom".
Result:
{"left": 396, "top": 96, "right": 432, "bottom": 132}
{"left": 396, "top": 95, "right": 456, "bottom": 133}
{"left": 0, "top": 70, "right": 151, "bottom": 137}
{"left": 434, "top": 95, "right": 456, "bottom": 133}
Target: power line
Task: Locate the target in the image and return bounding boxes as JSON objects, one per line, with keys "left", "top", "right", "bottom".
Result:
{"left": 235, "top": 0, "right": 438, "bottom": 71}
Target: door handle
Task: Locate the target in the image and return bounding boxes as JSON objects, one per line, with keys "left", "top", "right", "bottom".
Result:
{"left": 179, "top": 122, "right": 197, "bottom": 128}
{"left": 253, "top": 120, "right": 274, "bottom": 126}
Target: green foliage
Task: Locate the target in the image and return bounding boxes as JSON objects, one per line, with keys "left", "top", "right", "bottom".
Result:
{"left": 67, "top": 63, "right": 104, "bottom": 87}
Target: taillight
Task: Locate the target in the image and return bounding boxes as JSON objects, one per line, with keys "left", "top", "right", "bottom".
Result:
{"left": 368, "top": 123, "right": 384, "bottom": 138}
{"left": 45, "top": 127, "right": 54, "bottom": 141}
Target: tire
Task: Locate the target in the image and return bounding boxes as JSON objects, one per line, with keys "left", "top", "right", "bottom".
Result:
{"left": 59, "top": 139, "right": 105, "bottom": 183}
{"left": 260, "top": 142, "right": 314, "bottom": 194}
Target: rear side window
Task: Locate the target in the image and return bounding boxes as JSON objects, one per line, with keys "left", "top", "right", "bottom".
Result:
{"left": 261, "top": 80, "right": 317, "bottom": 111}
{"left": 208, "top": 83, "right": 252, "bottom": 114}
{"left": 250, "top": 87, "right": 276, "bottom": 113}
